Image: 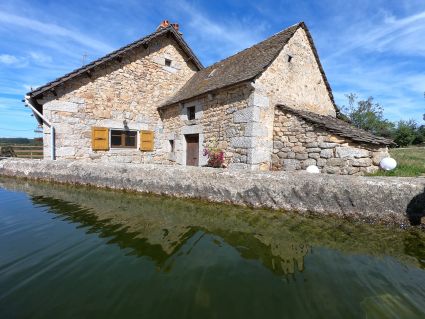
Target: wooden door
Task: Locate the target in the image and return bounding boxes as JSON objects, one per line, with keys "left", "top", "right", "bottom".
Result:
{"left": 185, "top": 134, "right": 199, "bottom": 166}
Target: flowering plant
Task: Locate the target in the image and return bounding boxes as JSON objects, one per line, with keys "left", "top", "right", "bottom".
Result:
{"left": 203, "top": 147, "right": 224, "bottom": 168}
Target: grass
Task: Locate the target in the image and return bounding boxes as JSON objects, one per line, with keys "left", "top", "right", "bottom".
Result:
{"left": 370, "top": 147, "right": 425, "bottom": 177}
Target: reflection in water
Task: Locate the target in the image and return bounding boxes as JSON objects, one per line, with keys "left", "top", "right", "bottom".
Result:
{"left": 29, "top": 194, "right": 311, "bottom": 276}
{"left": 1, "top": 177, "right": 425, "bottom": 319}
{"left": 1, "top": 177, "right": 423, "bottom": 273}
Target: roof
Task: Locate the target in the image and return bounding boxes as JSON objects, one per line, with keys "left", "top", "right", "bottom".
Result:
{"left": 277, "top": 105, "right": 394, "bottom": 145}
{"left": 27, "top": 25, "right": 203, "bottom": 98}
{"left": 161, "top": 22, "right": 340, "bottom": 116}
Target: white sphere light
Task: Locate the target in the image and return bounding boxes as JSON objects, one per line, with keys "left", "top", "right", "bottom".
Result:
{"left": 380, "top": 157, "right": 397, "bottom": 171}
{"left": 306, "top": 165, "right": 320, "bottom": 174}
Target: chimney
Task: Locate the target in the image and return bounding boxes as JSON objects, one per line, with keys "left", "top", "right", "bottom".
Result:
{"left": 157, "top": 20, "right": 181, "bottom": 34}
{"left": 157, "top": 20, "right": 170, "bottom": 31}
{"left": 171, "top": 23, "right": 179, "bottom": 32}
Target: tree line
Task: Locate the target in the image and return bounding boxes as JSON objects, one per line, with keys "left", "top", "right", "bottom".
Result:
{"left": 341, "top": 93, "right": 425, "bottom": 147}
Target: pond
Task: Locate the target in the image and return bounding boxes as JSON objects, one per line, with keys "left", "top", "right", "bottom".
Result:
{"left": 0, "top": 177, "right": 424, "bottom": 319}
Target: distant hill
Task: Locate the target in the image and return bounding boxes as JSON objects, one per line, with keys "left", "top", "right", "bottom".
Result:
{"left": 0, "top": 138, "right": 43, "bottom": 145}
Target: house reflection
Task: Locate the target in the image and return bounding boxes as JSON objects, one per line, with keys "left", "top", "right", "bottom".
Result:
{"left": 27, "top": 187, "right": 311, "bottom": 276}
{"left": 1, "top": 177, "right": 423, "bottom": 274}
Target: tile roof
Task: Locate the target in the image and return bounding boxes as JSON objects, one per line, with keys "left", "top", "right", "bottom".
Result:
{"left": 27, "top": 26, "right": 203, "bottom": 98}
{"left": 278, "top": 105, "right": 394, "bottom": 145}
{"left": 161, "top": 22, "right": 340, "bottom": 117}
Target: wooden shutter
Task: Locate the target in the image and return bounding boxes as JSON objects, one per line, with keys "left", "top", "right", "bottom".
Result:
{"left": 140, "top": 130, "right": 154, "bottom": 151}
{"left": 92, "top": 127, "right": 109, "bottom": 151}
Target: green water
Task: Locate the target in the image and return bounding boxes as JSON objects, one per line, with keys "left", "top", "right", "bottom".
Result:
{"left": 0, "top": 178, "right": 424, "bottom": 319}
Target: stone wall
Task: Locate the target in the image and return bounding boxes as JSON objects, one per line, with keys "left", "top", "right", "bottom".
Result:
{"left": 272, "top": 108, "right": 389, "bottom": 175}
{"left": 255, "top": 28, "right": 336, "bottom": 117}
{"left": 38, "top": 34, "right": 198, "bottom": 162}
{"left": 162, "top": 83, "right": 272, "bottom": 168}
{"left": 1, "top": 159, "right": 424, "bottom": 225}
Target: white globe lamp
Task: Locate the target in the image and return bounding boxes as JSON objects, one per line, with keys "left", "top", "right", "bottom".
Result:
{"left": 380, "top": 157, "right": 397, "bottom": 171}
{"left": 306, "top": 165, "right": 320, "bottom": 174}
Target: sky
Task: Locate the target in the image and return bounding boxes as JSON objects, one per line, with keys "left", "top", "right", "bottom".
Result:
{"left": 0, "top": 0, "right": 424, "bottom": 138}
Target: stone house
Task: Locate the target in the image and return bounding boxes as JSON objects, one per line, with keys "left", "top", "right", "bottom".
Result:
{"left": 25, "top": 21, "right": 393, "bottom": 174}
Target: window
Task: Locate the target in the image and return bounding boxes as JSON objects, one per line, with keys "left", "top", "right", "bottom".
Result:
{"left": 187, "top": 106, "right": 196, "bottom": 120}
{"left": 111, "top": 130, "right": 137, "bottom": 148}
{"left": 169, "top": 140, "right": 175, "bottom": 153}
{"left": 165, "top": 58, "right": 172, "bottom": 67}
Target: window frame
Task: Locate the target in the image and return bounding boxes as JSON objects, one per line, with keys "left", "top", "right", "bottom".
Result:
{"left": 169, "top": 139, "right": 175, "bottom": 153}
{"left": 187, "top": 106, "right": 196, "bottom": 120}
{"left": 110, "top": 129, "right": 138, "bottom": 149}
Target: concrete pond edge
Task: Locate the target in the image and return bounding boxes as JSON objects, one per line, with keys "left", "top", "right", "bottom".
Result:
{"left": 0, "top": 158, "right": 424, "bottom": 226}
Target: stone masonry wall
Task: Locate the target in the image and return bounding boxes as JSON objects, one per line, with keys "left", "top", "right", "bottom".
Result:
{"left": 256, "top": 28, "right": 336, "bottom": 117}
{"left": 247, "top": 27, "right": 338, "bottom": 171}
{"left": 161, "top": 83, "right": 256, "bottom": 167}
{"left": 38, "top": 34, "right": 198, "bottom": 163}
{"left": 272, "top": 108, "right": 390, "bottom": 175}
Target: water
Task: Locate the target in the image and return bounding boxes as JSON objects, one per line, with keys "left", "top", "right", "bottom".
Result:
{"left": 0, "top": 177, "right": 424, "bottom": 319}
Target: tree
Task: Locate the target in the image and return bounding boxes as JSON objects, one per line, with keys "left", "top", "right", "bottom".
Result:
{"left": 393, "top": 120, "right": 417, "bottom": 147}
{"left": 341, "top": 93, "right": 394, "bottom": 138}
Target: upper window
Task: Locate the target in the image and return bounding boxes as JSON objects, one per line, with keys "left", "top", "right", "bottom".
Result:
{"left": 187, "top": 106, "right": 196, "bottom": 120}
{"left": 169, "top": 140, "right": 175, "bottom": 153}
{"left": 111, "top": 130, "right": 137, "bottom": 148}
{"left": 165, "top": 58, "right": 172, "bottom": 67}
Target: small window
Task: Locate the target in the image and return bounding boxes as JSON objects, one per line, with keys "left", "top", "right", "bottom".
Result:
{"left": 111, "top": 130, "right": 137, "bottom": 148}
{"left": 169, "top": 140, "right": 175, "bottom": 153}
{"left": 165, "top": 58, "right": 172, "bottom": 67}
{"left": 287, "top": 55, "right": 293, "bottom": 62}
{"left": 187, "top": 106, "right": 196, "bottom": 120}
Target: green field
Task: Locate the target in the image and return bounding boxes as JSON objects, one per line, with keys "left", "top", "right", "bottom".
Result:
{"left": 371, "top": 147, "right": 425, "bottom": 177}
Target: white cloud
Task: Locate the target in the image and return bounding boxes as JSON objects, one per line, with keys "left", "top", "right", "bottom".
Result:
{"left": 327, "top": 10, "right": 425, "bottom": 59}
{"left": 0, "top": 54, "right": 19, "bottom": 64}
{"left": 29, "top": 52, "right": 52, "bottom": 64}
{"left": 174, "top": 1, "right": 268, "bottom": 65}
{"left": 0, "top": 11, "right": 113, "bottom": 54}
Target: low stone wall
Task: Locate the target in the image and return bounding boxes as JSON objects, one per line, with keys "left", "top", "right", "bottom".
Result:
{"left": 272, "top": 109, "right": 389, "bottom": 174}
{"left": 1, "top": 159, "right": 424, "bottom": 226}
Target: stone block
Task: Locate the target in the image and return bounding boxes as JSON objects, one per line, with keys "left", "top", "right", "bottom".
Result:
{"left": 45, "top": 100, "right": 79, "bottom": 113}
{"left": 287, "top": 152, "right": 296, "bottom": 159}
{"left": 56, "top": 147, "right": 76, "bottom": 157}
{"left": 293, "top": 146, "right": 305, "bottom": 153}
{"left": 350, "top": 158, "right": 372, "bottom": 167}
{"left": 231, "top": 137, "right": 253, "bottom": 149}
{"left": 249, "top": 92, "right": 269, "bottom": 108}
{"left": 295, "top": 153, "right": 308, "bottom": 160}
{"left": 336, "top": 147, "right": 370, "bottom": 159}
{"left": 319, "top": 142, "right": 338, "bottom": 149}
{"left": 302, "top": 159, "right": 317, "bottom": 168}
{"left": 233, "top": 107, "right": 260, "bottom": 123}
{"left": 308, "top": 153, "right": 320, "bottom": 159}
{"left": 317, "top": 158, "right": 327, "bottom": 167}
{"left": 324, "top": 166, "right": 341, "bottom": 174}
{"left": 245, "top": 122, "right": 268, "bottom": 137}
{"left": 247, "top": 149, "right": 270, "bottom": 164}
{"left": 320, "top": 149, "right": 333, "bottom": 158}
{"left": 306, "top": 148, "right": 321, "bottom": 153}
{"left": 306, "top": 142, "right": 318, "bottom": 148}
{"left": 277, "top": 152, "right": 287, "bottom": 159}
{"left": 283, "top": 159, "right": 300, "bottom": 171}
{"left": 327, "top": 158, "right": 346, "bottom": 167}
{"left": 326, "top": 135, "right": 346, "bottom": 143}
{"left": 273, "top": 141, "right": 284, "bottom": 149}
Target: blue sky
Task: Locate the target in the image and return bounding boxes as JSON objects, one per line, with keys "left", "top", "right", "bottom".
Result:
{"left": 0, "top": 0, "right": 424, "bottom": 138}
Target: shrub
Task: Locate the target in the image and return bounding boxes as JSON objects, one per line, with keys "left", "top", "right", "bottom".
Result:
{"left": 203, "top": 147, "right": 224, "bottom": 168}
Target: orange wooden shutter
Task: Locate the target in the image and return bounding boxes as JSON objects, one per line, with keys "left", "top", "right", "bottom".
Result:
{"left": 140, "top": 130, "right": 154, "bottom": 151}
{"left": 92, "top": 127, "right": 109, "bottom": 151}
